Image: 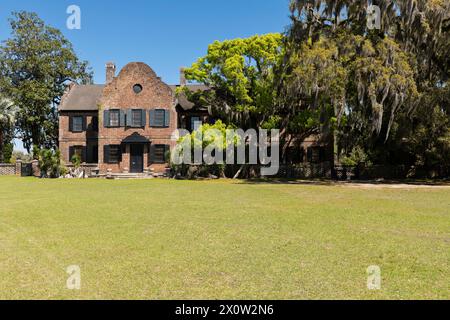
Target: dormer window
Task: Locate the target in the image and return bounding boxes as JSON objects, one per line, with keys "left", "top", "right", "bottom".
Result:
{"left": 133, "top": 84, "right": 143, "bottom": 94}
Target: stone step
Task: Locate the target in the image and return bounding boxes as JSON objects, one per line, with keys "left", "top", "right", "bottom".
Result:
{"left": 109, "top": 174, "right": 150, "bottom": 180}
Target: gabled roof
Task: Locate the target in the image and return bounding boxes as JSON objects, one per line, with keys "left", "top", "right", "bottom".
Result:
{"left": 59, "top": 84, "right": 104, "bottom": 111}
{"left": 59, "top": 82, "right": 208, "bottom": 112}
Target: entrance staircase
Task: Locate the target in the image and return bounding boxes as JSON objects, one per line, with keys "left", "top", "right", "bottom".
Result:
{"left": 108, "top": 173, "right": 153, "bottom": 180}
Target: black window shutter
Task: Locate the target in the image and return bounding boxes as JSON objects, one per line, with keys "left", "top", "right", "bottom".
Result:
{"left": 149, "top": 110, "right": 155, "bottom": 127}
{"left": 82, "top": 147, "right": 87, "bottom": 163}
{"left": 69, "top": 116, "right": 74, "bottom": 132}
{"left": 104, "top": 145, "right": 110, "bottom": 163}
{"left": 141, "top": 110, "right": 146, "bottom": 127}
{"left": 82, "top": 116, "right": 87, "bottom": 131}
{"left": 92, "top": 116, "right": 99, "bottom": 131}
{"left": 103, "top": 110, "right": 110, "bottom": 128}
{"left": 69, "top": 146, "right": 74, "bottom": 162}
{"left": 164, "top": 145, "right": 170, "bottom": 162}
{"left": 126, "top": 109, "right": 132, "bottom": 127}
{"left": 164, "top": 110, "right": 170, "bottom": 127}
{"left": 149, "top": 144, "right": 156, "bottom": 164}
{"left": 120, "top": 110, "right": 126, "bottom": 127}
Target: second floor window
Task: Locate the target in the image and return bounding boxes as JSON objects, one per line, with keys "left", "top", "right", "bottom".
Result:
{"left": 131, "top": 109, "right": 143, "bottom": 127}
{"left": 109, "top": 110, "right": 120, "bottom": 127}
{"left": 150, "top": 109, "right": 170, "bottom": 127}
{"left": 70, "top": 116, "right": 84, "bottom": 132}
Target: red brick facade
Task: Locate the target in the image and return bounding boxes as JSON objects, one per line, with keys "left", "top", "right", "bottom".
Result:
{"left": 59, "top": 111, "right": 99, "bottom": 164}
{"left": 59, "top": 62, "right": 178, "bottom": 174}
{"left": 98, "top": 62, "right": 176, "bottom": 173}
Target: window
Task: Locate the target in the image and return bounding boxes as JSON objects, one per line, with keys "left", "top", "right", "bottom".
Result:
{"left": 71, "top": 116, "right": 84, "bottom": 132}
{"left": 131, "top": 109, "right": 143, "bottom": 127}
{"left": 153, "top": 145, "right": 167, "bottom": 163}
{"left": 307, "top": 147, "right": 326, "bottom": 163}
{"left": 190, "top": 117, "right": 202, "bottom": 131}
{"left": 154, "top": 110, "right": 165, "bottom": 127}
{"left": 133, "top": 84, "right": 143, "bottom": 94}
{"left": 109, "top": 110, "right": 120, "bottom": 127}
{"left": 150, "top": 109, "right": 170, "bottom": 128}
{"left": 69, "top": 146, "right": 85, "bottom": 163}
{"left": 104, "top": 145, "right": 121, "bottom": 164}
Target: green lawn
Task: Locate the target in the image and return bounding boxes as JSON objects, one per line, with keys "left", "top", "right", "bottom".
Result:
{"left": 0, "top": 176, "right": 449, "bottom": 300}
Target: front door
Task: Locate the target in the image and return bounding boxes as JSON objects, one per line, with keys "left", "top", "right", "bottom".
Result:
{"left": 130, "top": 144, "right": 144, "bottom": 173}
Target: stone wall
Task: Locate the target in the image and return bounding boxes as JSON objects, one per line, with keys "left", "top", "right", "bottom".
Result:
{"left": 0, "top": 163, "right": 16, "bottom": 176}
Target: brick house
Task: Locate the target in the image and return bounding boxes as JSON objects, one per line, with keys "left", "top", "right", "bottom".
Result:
{"left": 59, "top": 62, "right": 209, "bottom": 174}
{"left": 59, "top": 61, "right": 331, "bottom": 175}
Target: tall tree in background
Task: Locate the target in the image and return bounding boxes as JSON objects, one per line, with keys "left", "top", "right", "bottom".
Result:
{"left": 0, "top": 11, "right": 92, "bottom": 152}
{"left": 286, "top": 0, "right": 449, "bottom": 166}
{"left": 183, "top": 34, "right": 331, "bottom": 161}
{"left": 183, "top": 34, "right": 284, "bottom": 129}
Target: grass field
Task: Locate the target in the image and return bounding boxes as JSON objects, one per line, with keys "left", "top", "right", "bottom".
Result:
{"left": 0, "top": 176, "right": 449, "bottom": 300}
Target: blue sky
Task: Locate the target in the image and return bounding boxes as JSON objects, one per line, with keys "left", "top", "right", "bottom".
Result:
{"left": 0, "top": 0, "right": 291, "bottom": 84}
{"left": 0, "top": 0, "right": 291, "bottom": 152}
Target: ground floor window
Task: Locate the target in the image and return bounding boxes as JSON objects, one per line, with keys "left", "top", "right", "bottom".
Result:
{"left": 104, "top": 145, "right": 121, "bottom": 164}
{"left": 69, "top": 146, "right": 85, "bottom": 163}
{"left": 307, "top": 146, "right": 327, "bottom": 163}
{"left": 151, "top": 145, "right": 169, "bottom": 164}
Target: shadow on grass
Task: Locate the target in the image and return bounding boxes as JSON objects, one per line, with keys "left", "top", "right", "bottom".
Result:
{"left": 241, "top": 178, "right": 450, "bottom": 187}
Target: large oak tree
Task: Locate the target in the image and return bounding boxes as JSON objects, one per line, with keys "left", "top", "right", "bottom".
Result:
{"left": 0, "top": 11, "right": 92, "bottom": 151}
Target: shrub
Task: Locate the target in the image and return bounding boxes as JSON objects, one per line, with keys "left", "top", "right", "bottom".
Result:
{"left": 37, "top": 148, "right": 63, "bottom": 178}
{"left": 70, "top": 153, "right": 81, "bottom": 168}
{"left": 341, "top": 146, "right": 372, "bottom": 166}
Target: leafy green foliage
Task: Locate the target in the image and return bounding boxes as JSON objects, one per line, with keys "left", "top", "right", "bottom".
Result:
{"left": 287, "top": 0, "right": 450, "bottom": 167}
{"left": 173, "top": 120, "right": 240, "bottom": 178}
{"left": 0, "top": 11, "right": 92, "bottom": 151}
{"left": 183, "top": 34, "right": 283, "bottom": 128}
{"left": 70, "top": 153, "right": 82, "bottom": 169}
{"left": 37, "top": 148, "right": 63, "bottom": 178}
{"left": 0, "top": 96, "right": 17, "bottom": 162}
{"left": 10, "top": 150, "right": 33, "bottom": 163}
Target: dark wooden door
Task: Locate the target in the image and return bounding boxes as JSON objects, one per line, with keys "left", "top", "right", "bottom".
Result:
{"left": 130, "top": 144, "right": 144, "bottom": 173}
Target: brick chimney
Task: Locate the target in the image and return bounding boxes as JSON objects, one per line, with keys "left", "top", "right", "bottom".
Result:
{"left": 180, "top": 67, "right": 186, "bottom": 86}
{"left": 106, "top": 62, "right": 116, "bottom": 84}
